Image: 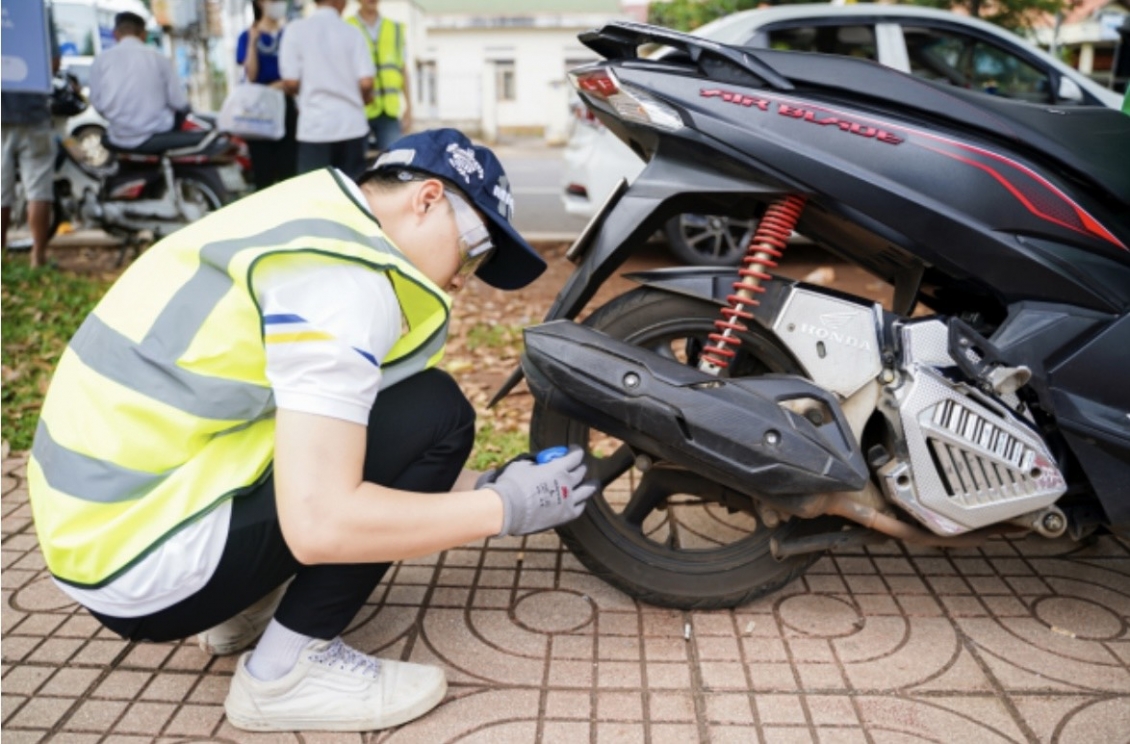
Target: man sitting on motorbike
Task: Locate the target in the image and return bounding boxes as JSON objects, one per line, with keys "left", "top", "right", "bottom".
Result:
{"left": 89, "top": 12, "right": 189, "bottom": 150}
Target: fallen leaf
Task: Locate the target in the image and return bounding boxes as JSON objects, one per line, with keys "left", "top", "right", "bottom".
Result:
{"left": 802, "top": 266, "right": 836, "bottom": 285}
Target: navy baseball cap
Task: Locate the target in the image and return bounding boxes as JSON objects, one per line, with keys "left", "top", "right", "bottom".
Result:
{"left": 359, "top": 128, "right": 546, "bottom": 290}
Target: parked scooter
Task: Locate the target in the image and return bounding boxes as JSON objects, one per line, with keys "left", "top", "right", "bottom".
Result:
{"left": 493, "top": 22, "right": 1130, "bottom": 609}
{"left": 7, "top": 75, "right": 248, "bottom": 252}
{"left": 52, "top": 126, "right": 248, "bottom": 244}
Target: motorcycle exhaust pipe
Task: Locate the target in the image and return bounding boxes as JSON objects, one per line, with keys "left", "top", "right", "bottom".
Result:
{"left": 521, "top": 321, "right": 870, "bottom": 498}
{"left": 770, "top": 526, "right": 890, "bottom": 559}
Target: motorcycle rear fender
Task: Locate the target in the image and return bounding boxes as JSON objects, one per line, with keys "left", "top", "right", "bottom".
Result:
{"left": 522, "top": 320, "right": 869, "bottom": 497}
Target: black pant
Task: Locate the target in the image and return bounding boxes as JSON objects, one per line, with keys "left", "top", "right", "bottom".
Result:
{"left": 91, "top": 369, "right": 476, "bottom": 642}
{"left": 247, "top": 97, "right": 299, "bottom": 189}
{"left": 296, "top": 135, "right": 367, "bottom": 180}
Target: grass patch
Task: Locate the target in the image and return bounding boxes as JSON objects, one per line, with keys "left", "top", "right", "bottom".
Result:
{"left": 464, "top": 322, "right": 524, "bottom": 352}
{"left": 467, "top": 421, "right": 529, "bottom": 471}
{"left": 0, "top": 261, "right": 531, "bottom": 467}
{"left": 1, "top": 261, "right": 115, "bottom": 450}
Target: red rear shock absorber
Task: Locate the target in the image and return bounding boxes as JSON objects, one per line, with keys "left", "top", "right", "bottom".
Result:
{"left": 698, "top": 194, "right": 807, "bottom": 374}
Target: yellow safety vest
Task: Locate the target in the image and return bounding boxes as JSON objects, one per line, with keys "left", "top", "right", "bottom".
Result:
{"left": 28, "top": 168, "right": 451, "bottom": 587}
{"left": 348, "top": 15, "right": 405, "bottom": 119}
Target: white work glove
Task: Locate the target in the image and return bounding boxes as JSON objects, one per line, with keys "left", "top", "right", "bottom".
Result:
{"left": 476, "top": 446, "right": 596, "bottom": 536}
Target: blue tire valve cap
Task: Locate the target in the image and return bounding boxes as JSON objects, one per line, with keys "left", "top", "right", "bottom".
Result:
{"left": 536, "top": 446, "right": 570, "bottom": 464}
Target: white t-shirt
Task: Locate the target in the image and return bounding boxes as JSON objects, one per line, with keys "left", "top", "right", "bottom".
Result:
{"left": 279, "top": 6, "right": 375, "bottom": 143}
{"left": 57, "top": 174, "right": 402, "bottom": 616}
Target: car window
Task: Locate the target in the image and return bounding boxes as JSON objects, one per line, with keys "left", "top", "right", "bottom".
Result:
{"left": 765, "top": 25, "right": 878, "bottom": 61}
{"left": 902, "top": 26, "right": 1052, "bottom": 103}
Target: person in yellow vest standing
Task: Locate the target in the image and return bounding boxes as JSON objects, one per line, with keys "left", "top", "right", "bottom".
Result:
{"left": 27, "top": 129, "right": 594, "bottom": 733}
{"left": 348, "top": 0, "right": 412, "bottom": 151}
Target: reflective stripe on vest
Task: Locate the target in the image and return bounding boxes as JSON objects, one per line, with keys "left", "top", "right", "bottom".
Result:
{"left": 28, "top": 168, "right": 451, "bottom": 587}
{"left": 348, "top": 15, "right": 405, "bottom": 119}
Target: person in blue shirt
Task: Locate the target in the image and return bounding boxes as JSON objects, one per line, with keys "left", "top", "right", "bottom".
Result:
{"left": 236, "top": 0, "right": 298, "bottom": 188}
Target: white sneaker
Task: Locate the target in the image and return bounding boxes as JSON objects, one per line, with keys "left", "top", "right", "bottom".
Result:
{"left": 224, "top": 638, "right": 447, "bottom": 732}
{"left": 198, "top": 581, "right": 289, "bottom": 656}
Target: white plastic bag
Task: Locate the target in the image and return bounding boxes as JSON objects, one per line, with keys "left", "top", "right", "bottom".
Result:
{"left": 218, "top": 83, "right": 285, "bottom": 140}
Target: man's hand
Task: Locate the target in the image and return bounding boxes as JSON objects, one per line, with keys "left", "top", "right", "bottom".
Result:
{"left": 478, "top": 446, "right": 596, "bottom": 536}
{"left": 400, "top": 107, "right": 412, "bottom": 133}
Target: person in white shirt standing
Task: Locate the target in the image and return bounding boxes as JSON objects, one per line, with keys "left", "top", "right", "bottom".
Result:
{"left": 280, "top": 0, "right": 375, "bottom": 178}
{"left": 89, "top": 12, "right": 189, "bottom": 150}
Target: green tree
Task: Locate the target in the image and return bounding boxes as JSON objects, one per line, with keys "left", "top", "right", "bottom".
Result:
{"left": 647, "top": 0, "right": 759, "bottom": 32}
{"left": 903, "top": 0, "right": 1071, "bottom": 32}
{"left": 647, "top": 0, "right": 1073, "bottom": 33}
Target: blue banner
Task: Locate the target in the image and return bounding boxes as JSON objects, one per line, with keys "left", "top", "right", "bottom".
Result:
{"left": 1, "top": 0, "right": 53, "bottom": 93}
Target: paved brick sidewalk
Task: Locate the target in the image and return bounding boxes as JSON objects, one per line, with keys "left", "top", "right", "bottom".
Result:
{"left": 3, "top": 448, "right": 1129, "bottom": 743}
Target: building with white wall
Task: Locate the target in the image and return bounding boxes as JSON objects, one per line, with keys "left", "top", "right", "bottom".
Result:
{"left": 1032, "top": 0, "right": 1129, "bottom": 90}
{"left": 388, "top": 0, "right": 628, "bottom": 142}
{"left": 214, "top": 0, "right": 631, "bottom": 140}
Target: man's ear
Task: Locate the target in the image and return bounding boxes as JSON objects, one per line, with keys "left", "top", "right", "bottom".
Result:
{"left": 413, "top": 179, "right": 445, "bottom": 216}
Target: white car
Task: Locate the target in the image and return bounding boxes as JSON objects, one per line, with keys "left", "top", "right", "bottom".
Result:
{"left": 562, "top": 3, "right": 1123, "bottom": 265}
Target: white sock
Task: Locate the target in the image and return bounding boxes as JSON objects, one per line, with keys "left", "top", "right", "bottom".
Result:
{"left": 246, "top": 619, "right": 313, "bottom": 681}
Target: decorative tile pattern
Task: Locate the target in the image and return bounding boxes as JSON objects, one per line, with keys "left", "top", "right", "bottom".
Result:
{"left": 3, "top": 452, "right": 1128, "bottom": 742}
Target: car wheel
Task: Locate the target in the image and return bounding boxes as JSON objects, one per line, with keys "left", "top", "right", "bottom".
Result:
{"left": 73, "top": 125, "right": 110, "bottom": 167}
{"left": 664, "top": 213, "right": 757, "bottom": 266}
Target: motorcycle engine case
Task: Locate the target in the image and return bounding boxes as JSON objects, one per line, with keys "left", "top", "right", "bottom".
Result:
{"left": 769, "top": 288, "right": 883, "bottom": 399}
{"left": 882, "top": 319, "right": 1067, "bottom": 535}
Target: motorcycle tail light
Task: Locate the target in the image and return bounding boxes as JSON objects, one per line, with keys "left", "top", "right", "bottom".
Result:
{"left": 569, "top": 68, "right": 683, "bottom": 132}
{"left": 571, "top": 69, "right": 620, "bottom": 99}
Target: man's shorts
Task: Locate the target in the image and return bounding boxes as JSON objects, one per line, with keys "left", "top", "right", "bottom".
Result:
{"left": 1, "top": 125, "right": 56, "bottom": 208}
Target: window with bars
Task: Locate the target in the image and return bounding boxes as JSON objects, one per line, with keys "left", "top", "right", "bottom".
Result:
{"left": 495, "top": 60, "right": 516, "bottom": 102}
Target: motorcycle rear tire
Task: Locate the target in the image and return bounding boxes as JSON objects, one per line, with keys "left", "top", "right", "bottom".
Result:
{"left": 175, "top": 169, "right": 231, "bottom": 210}
{"left": 531, "top": 287, "right": 823, "bottom": 610}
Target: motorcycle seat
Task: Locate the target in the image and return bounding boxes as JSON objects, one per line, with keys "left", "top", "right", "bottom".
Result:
{"left": 747, "top": 49, "right": 1130, "bottom": 206}
{"left": 104, "top": 130, "right": 210, "bottom": 156}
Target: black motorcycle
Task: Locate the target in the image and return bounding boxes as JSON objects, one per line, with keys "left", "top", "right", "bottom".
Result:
{"left": 493, "top": 22, "right": 1130, "bottom": 609}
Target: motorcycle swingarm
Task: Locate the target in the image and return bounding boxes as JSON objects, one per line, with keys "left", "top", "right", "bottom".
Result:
{"left": 522, "top": 320, "right": 869, "bottom": 496}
